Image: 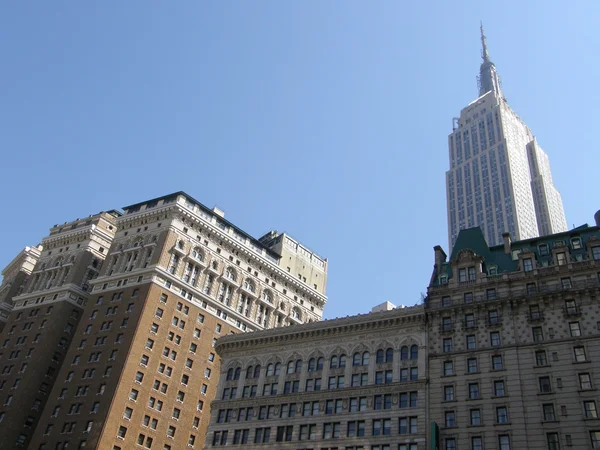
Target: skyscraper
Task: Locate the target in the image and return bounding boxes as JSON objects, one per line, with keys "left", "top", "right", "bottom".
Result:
{"left": 446, "top": 25, "right": 567, "bottom": 249}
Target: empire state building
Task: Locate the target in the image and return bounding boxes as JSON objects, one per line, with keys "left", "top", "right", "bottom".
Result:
{"left": 446, "top": 25, "right": 567, "bottom": 248}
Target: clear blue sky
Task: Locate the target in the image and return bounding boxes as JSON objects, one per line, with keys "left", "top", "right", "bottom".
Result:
{"left": 1, "top": 1, "right": 598, "bottom": 319}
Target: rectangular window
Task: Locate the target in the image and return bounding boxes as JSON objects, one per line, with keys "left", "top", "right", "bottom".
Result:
{"left": 574, "top": 346, "right": 587, "bottom": 362}
{"left": 585, "top": 401, "right": 599, "bottom": 419}
{"left": 469, "top": 382, "right": 479, "bottom": 399}
{"left": 443, "top": 361, "right": 453, "bottom": 376}
{"left": 467, "top": 358, "right": 478, "bottom": 373}
{"left": 523, "top": 258, "right": 533, "bottom": 271}
{"left": 445, "top": 411, "right": 455, "bottom": 428}
{"left": 533, "top": 326, "right": 544, "bottom": 342}
{"left": 570, "top": 322, "right": 582, "bottom": 337}
{"left": 543, "top": 403, "right": 555, "bottom": 421}
{"left": 494, "top": 380, "right": 505, "bottom": 397}
{"left": 470, "top": 408, "right": 481, "bottom": 426}
{"left": 443, "top": 338, "right": 453, "bottom": 353}
{"left": 492, "top": 355, "right": 503, "bottom": 370}
{"left": 496, "top": 406, "right": 508, "bottom": 424}
{"left": 547, "top": 433, "right": 560, "bottom": 450}
{"left": 444, "top": 385, "right": 454, "bottom": 401}
{"left": 535, "top": 350, "right": 547, "bottom": 366}
{"left": 539, "top": 376, "right": 552, "bottom": 393}
{"left": 490, "top": 331, "right": 501, "bottom": 346}
{"left": 580, "top": 373, "right": 593, "bottom": 390}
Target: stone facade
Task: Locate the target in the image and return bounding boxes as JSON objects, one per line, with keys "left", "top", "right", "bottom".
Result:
{"left": 427, "top": 219, "right": 600, "bottom": 450}
{"left": 206, "top": 306, "right": 427, "bottom": 450}
{"left": 0, "top": 246, "right": 41, "bottom": 331}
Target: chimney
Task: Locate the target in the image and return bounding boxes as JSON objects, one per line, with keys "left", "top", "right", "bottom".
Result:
{"left": 502, "top": 232, "right": 511, "bottom": 254}
{"left": 433, "top": 245, "right": 447, "bottom": 269}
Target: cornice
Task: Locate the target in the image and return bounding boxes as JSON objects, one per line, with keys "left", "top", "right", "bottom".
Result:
{"left": 216, "top": 306, "right": 426, "bottom": 354}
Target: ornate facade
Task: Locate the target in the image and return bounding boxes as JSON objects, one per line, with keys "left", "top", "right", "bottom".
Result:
{"left": 0, "top": 191, "right": 326, "bottom": 450}
{"left": 207, "top": 306, "right": 427, "bottom": 450}
{"left": 428, "top": 213, "right": 600, "bottom": 449}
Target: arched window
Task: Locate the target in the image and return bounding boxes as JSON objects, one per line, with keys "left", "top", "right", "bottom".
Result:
{"left": 234, "top": 367, "right": 241, "bottom": 380}
{"left": 274, "top": 363, "right": 281, "bottom": 376}
{"left": 386, "top": 348, "right": 394, "bottom": 363}
{"left": 376, "top": 349, "right": 384, "bottom": 364}
{"left": 266, "top": 364, "right": 274, "bottom": 377}
{"left": 362, "top": 351, "right": 370, "bottom": 366}
{"left": 246, "top": 366, "right": 253, "bottom": 379}
{"left": 177, "top": 240, "right": 184, "bottom": 250}
{"left": 253, "top": 365, "right": 261, "bottom": 379}
{"left": 353, "top": 352, "right": 361, "bottom": 366}
{"left": 262, "top": 290, "right": 273, "bottom": 304}
{"left": 410, "top": 345, "right": 419, "bottom": 360}
{"left": 287, "top": 361, "right": 295, "bottom": 374}
{"left": 226, "top": 368, "right": 234, "bottom": 381}
{"left": 225, "top": 267, "right": 237, "bottom": 282}
{"left": 244, "top": 279, "right": 255, "bottom": 293}
{"left": 192, "top": 247, "right": 204, "bottom": 261}
{"left": 212, "top": 260, "right": 219, "bottom": 270}
{"left": 316, "top": 357, "right": 324, "bottom": 370}
{"left": 295, "top": 360, "right": 303, "bottom": 373}
{"left": 339, "top": 354, "right": 346, "bottom": 368}
{"left": 401, "top": 346, "right": 409, "bottom": 360}
{"left": 330, "top": 355, "right": 338, "bottom": 369}
{"left": 308, "top": 358, "right": 316, "bottom": 372}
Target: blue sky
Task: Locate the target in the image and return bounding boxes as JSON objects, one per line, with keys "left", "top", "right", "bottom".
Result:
{"left": 1, "top": 1, "right": 598, "bottom": 320}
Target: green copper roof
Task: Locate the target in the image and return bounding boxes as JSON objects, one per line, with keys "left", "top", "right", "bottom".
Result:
{"left": 433, "top": 222, "right": 600, "bottom": 286}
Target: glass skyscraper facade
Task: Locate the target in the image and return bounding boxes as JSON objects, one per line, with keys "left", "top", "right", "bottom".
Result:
{"left": 446, "top": 25, "right": 567, "bottom": 248}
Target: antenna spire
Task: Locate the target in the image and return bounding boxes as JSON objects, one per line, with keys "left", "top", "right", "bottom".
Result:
{"left": 480, "top": 21, "right": 490, "bottom": 62}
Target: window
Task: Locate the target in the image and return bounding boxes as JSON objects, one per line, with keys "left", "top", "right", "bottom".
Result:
{"left": 488, "top": 310, "right": 499, "bottom": 325}
{"left": 585, "top": 400, "right": 599, "bottom": 419}
{"left": 539, "top": 376, "right": 552, "bottom": 393}
{"left": 561, "top": 277, "right": 572, "bottom": 289}
{"left": 443, "top": 361, "right": 453, "bottom": 376}
{"left": 469, "top": 383, "right": 479, "bottom": 399}
{"left": 557, "top": 252, "right": 567, "bottom": 266}
{"left": 570, "top": 322, "right": 581, "bottom": 337}
{"left": 591, "top": 431, "right": 600, "bottom": 449}
{"left": 526, "top": 282, "right": 537, "bottom": 294}
{"left": 117, "top": 426, "right": 127, "bottom": 438}
{"left": 499, "top": 435, "right": 511, "bottom": 450}
{"left": 574, "top": 346, "right": 587, "bottom": 362}
{"left": 443, "top": 338, "right": 453, "bottom": 353}
{"left": 533, "top": 327, "right": 544, "bottom": 342}
{"left": 593, "top": 247, "right": 600, "bottom": 260}
{"left": 494, "top": 380, "right": 505, "bottom": 397}
{"left": 492, "top": 355, "right": 503, "bottom": 370}
{"left": 490, "top": 331, "right": 501, "bottom": 347}
{"left": 470, "top": 408, "right": 481, "bottom": 426}
{"left": 445, "top": 410, "right": 455, "bottom": 427}
{"left": 547, "top": 433, "right": 560, "bottom": 450}
{"left": 444, "top": 385, "right": 454, "bottom": 401}
{"left": 534, "top": 350, "right": 547, "bottom": 367}
{"left": 496, "top": 406, "right": 508, "bottom": 423}
{"left": 467, "top": 357, "right": 478, "bottom": 373}
{"left": 445, "top": 438, "right": 456, "bottom": 450}
{"left": 543, "top": 403, "right": 555, "bottom": 421}
{"left": 466, "top": 335, "right": 476, "bottom": 350}
{"left": 580, "top": 373, "right": 593, "bottom": 390}
{"left": 487, "top": 288, "right": 496, "bottom": 300}
{"left": 523, "top": 258, "right": 533, "bottom": 272}
{"left": 471, "top": 437, "right": 483, "bottom": 450}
